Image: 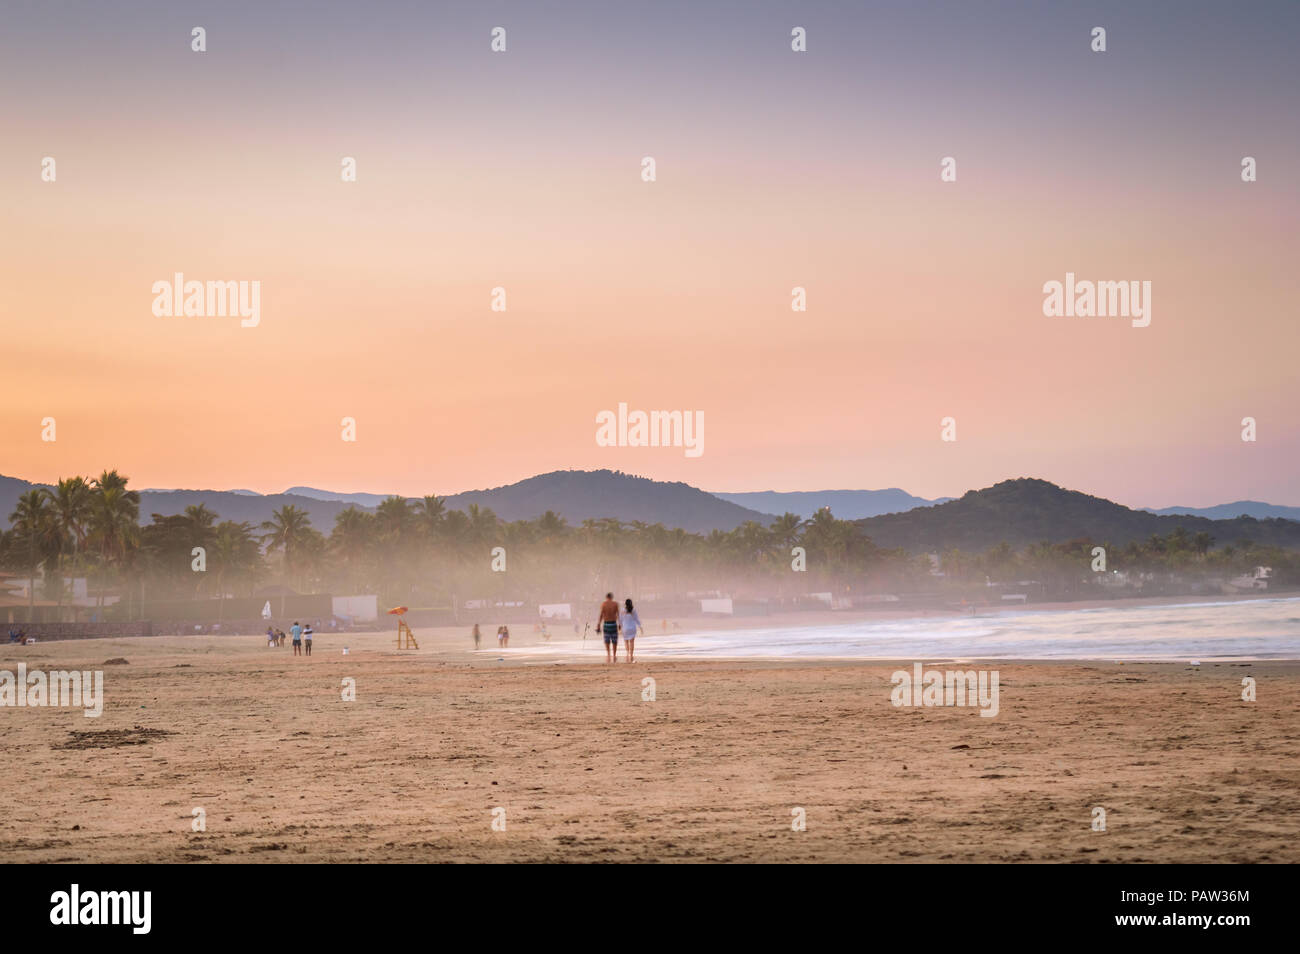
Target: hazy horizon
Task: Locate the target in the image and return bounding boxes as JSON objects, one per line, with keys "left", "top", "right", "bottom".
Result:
{"left": 2, "top": 464, "right": 1298, "bottom": 513}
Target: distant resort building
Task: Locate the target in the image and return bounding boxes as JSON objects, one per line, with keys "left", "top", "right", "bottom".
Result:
{"left": 1230, "top": 566, "right": 1272, "bottom": 591}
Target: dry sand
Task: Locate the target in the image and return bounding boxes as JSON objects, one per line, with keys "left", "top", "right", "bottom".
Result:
{"left": 2, "top": 624, "right": 1297, "bottom": 863}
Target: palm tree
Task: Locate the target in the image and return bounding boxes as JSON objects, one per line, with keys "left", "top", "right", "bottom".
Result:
{"left": 9, "top": 489, "right": 58, "bottom": 615}
{"left": 375, "top": 496, "right": 416, "bottom": 545}
{"left": 88, "top": 484, "right": 141, "bottom": 613}
{"left": 294, "top": 527, "right": 328, "bottom": 595}
{"left": 536, "top": 510, "right": 568, "bottom": 542}
{"left": 465, "top": 504, "right": 500, "bottom": 544}
{"left": 208, "top": 521, "right": 261, "bottom": 617}
{"left": 413, "top": 496, "right": 446, "bottom": 537}
{"left": 182, "top": 504, "right": 218, "bottom": 543}
{"left": 1193, "top": 531, "right": 1214, "bottom": 558}
{"left": 177, "top": 504, "right": 219, "bottom": 594}
{"left": 801, "top": 507, "right": 850, "bottom": 570}
{"left": 50, "top": 477, "right": 94, "bottom": 586}
{"left": 733, "top": 520, "right": 775, "bottom": 567}
{"left": 261, "top": 505, "right": 314, "bottom": 612}
{"left": 93, "top": 470, "right": 140, "bottom": 519}
{"left": 768, "top": 512, "right": 803, "bottom": 551}
{"left": 331, "top": 507, "right": 376, "bottom": 591}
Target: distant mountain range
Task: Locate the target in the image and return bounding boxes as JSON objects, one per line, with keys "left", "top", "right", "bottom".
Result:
{"left": 442, "top": 471, "right": 769, "bottom": 532}
{"left": 1143, "top": 501, "right": 1300, "bottom": 522}
{"left": 276, "top": 472, "right": 772, "bottom": 531}
{"left": 713, "top": 488, "right": 951, "bottom": 520}
{"left": 856, "top": 478, "right": 1300, "bottom": 552}
{"left": 3, "top": 471, "right": 1299, "bottom": 547}
{"left": 0, "top": 470, "right": 771, "bottom": 535}
{"left": 283, "top": 486, "right": 391, "bottom": 508}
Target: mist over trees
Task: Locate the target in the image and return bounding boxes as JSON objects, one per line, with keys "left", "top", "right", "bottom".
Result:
{"left": 3, "top": 472, "right": 1297, "bottom": 620}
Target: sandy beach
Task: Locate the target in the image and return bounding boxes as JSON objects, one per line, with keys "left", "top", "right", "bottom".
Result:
{"left": 2, "top": 625, "right": 1296, "bottom": 863}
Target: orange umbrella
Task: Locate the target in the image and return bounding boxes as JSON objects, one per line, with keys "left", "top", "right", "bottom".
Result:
{"left": 387, "top": 606, "right": 409, "bottom": 616}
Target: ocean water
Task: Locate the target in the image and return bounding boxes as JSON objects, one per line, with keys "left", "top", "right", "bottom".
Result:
{"left": 512, "top": 597, "right": 1300, "bottom": 661}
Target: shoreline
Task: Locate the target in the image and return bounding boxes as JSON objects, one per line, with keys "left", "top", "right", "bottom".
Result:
{"left": 10, "top": 590, "right": 1293, "bottom": 645}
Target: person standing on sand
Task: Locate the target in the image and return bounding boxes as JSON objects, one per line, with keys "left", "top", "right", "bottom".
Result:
{"left": 303, "top": 623, "right": 313, "bottom": 656}
{"left": 499, "top": 625, "right": 510, "bottom": 648}
{"left": 620, "top": 598, "right": 643, "bottom": 663}
{"left": 472, "top": 623, "right": 481, "bottom": 650}
{"left": 290, "top": 620, "right": 302, "bottom": 656}
{"left": 598, "top": 592, "right": 620, "bottom": 663}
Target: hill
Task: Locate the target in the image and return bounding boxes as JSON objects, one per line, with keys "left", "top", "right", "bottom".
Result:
{"left": 713, "top": 488, "right": 948, "bottom": 520}
{"left": 856, "top": 478, "right": 1300, "bottom": 553}
{"left": 440, "top": 470, "right": 772, "bottom": 532}
{"left": 1144, "top": 501, "right": 1300, "bottom": 521}
{"left": 0, "top": 475, "right": 362, "bottom": 532}
{"left": 283, "top": 487, "right": 390, "bottom": 508}
{"left": 0, "top": 470, "right": 772, "bottom": 534}
{"left": 6, "top": 471, "right": 1299, "bottom": 545}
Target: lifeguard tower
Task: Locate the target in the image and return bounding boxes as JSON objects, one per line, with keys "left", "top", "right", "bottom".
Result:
{"left": 387, "top": 606, "right": 419, "bottom": 649}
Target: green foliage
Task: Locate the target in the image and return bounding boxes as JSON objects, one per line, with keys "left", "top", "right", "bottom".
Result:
{"left": 2, "top": 473, "right": 1297, "bottom": 615}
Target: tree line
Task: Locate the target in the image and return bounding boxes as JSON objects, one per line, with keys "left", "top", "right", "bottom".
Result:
{"left": 3, "top": 471, "right": 1297, "bottom": 618}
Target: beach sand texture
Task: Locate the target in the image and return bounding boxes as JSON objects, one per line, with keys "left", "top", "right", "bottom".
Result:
{"left": 2, "top": 627, "right": 1296, "bottom": 863}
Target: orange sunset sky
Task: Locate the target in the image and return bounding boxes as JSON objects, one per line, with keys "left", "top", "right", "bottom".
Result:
{"left": 1, "top": 1, "right": 1296, "bottom": 507}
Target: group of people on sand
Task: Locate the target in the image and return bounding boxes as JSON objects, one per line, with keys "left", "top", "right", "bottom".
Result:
{"left": 470, "top": 623, "right": 514, "bottom": 649}
{"left": 598, "top": 593, "right": 643, "bottom": 663}
{"left": 470, "top": 624, "right": 513, "bottom": 649}
{"left": 266, "top": 621, "right": 313, "bottom": 655}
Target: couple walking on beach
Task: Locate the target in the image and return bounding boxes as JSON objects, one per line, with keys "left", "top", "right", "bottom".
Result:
{"left": 597, "top": 593, "right": 643, "bottom": 663}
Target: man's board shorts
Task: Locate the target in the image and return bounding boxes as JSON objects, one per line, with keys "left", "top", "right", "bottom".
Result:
{"left": 293, "top": 637, "right": 302, "bottom": 645}
{"left": 602, "top": 621, "right": 618, "bottom": 645}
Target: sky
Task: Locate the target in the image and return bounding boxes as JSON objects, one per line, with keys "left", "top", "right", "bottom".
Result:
{"left": 1, "top": 0, "right": 1297, "bottom": 509}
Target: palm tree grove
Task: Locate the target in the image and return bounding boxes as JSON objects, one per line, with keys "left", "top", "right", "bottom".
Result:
{"left": 3, "top": 470, "right": 1294, "bottom": 628}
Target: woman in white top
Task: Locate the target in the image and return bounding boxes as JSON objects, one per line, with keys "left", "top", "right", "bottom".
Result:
{"left": 619, "top": 599, "right": 643, "bottom": 663}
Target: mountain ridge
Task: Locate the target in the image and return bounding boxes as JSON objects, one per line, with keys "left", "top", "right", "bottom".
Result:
{"left": 856, "top": 477, "right": 1300, "bottom": 552}
{"left": 0, "top": 470, "right": 773, "bottom": 534}
{"left": 4, "top": 472, "right": 1299, "bottom": 544}
{"left": 713, "top": 488, "right": 951, "bottom": 520}
{"left": 1143, "top": 501, "right": 1300, "bottom": 522}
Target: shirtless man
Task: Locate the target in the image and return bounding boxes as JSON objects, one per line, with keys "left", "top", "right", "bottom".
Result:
{"left": 597, "top": 592, "right": 620, "bottom": 663}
